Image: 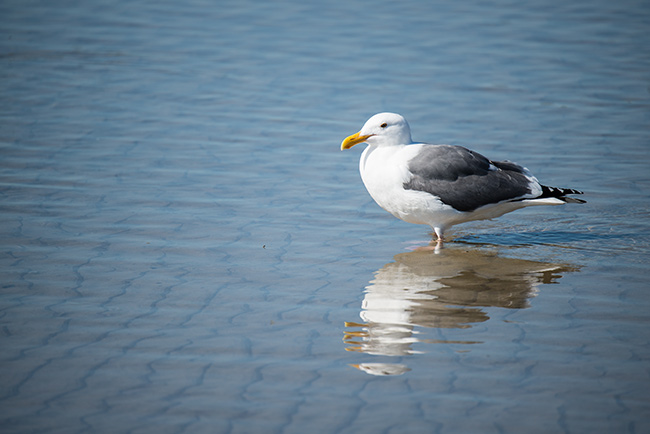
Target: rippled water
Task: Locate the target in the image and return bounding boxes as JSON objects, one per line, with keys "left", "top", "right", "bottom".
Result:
{"left": 2, "top": 0, "right": 649, "bottom": 433}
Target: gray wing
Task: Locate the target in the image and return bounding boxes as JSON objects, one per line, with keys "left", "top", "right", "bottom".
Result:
{"left": 403, "top": 145, "right": 535, "bottom": 212}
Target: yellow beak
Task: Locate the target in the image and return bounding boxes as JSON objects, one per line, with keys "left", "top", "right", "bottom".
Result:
{"left": 341, "top": 132, "right": 373, "bottom": 150}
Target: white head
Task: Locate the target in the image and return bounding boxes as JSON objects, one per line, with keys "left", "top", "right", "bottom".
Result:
{"left": 341, "top": 113, "right": 413, "bottom": 150}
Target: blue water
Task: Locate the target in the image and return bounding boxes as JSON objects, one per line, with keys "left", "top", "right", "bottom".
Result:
{"left": 2, "top": 0, "right": 649, "bottom": 433}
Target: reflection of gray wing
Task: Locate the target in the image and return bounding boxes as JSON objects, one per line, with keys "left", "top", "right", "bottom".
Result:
{"left": 403, "top": 145, "right": 535, "bottom": 212}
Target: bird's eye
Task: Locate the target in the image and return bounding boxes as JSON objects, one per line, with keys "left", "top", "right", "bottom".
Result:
{"left": 380, "top": 123, "right": 388, "bottom": 128}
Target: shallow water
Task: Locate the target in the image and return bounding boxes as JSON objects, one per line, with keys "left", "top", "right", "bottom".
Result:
{"left": 1, "top": 0, "right": 649, "bottom": 433}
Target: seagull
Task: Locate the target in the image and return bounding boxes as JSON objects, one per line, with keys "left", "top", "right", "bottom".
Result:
{"left": 341, "top": 112, "right": 585, "bottom": 242}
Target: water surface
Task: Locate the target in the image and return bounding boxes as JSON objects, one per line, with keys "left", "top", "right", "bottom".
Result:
{"left": 1, "top": 0, "right": 649, "bottom": 433}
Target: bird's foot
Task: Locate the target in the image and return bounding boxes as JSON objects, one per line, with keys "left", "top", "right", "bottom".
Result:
{"left": 413, "top": 237, "right": 443, "bottom": 253}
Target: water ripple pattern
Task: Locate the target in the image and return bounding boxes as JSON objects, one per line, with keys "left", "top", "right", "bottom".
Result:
{"left": 1, "top": 0, "right": 649, "bottom": 433}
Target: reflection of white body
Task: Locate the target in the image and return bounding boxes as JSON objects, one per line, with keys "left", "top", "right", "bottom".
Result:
{"left": 345, "top": 247, "right": 577, "bottom": 368}
{"left": 351, "top": 363, "right": 410, "bottom": 377}
{"left": 361, "top": 261, "right": 444, "bottom": 326}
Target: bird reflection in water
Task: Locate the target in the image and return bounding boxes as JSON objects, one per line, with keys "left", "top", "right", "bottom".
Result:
{"left": 345, "top": 245, "right": 579, "bottom": 376}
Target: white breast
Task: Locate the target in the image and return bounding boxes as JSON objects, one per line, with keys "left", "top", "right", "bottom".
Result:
{"left": 359, "top": 144, "right": 457, "bottom": 226}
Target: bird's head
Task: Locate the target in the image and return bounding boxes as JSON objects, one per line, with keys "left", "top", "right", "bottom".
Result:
{"left": 341, "top": 112, "right": 413, "bottom": 150}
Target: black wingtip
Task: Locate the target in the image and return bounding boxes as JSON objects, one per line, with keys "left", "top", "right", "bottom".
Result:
{"left": 541, "top": 185, "right": 586, "bottom": 203}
